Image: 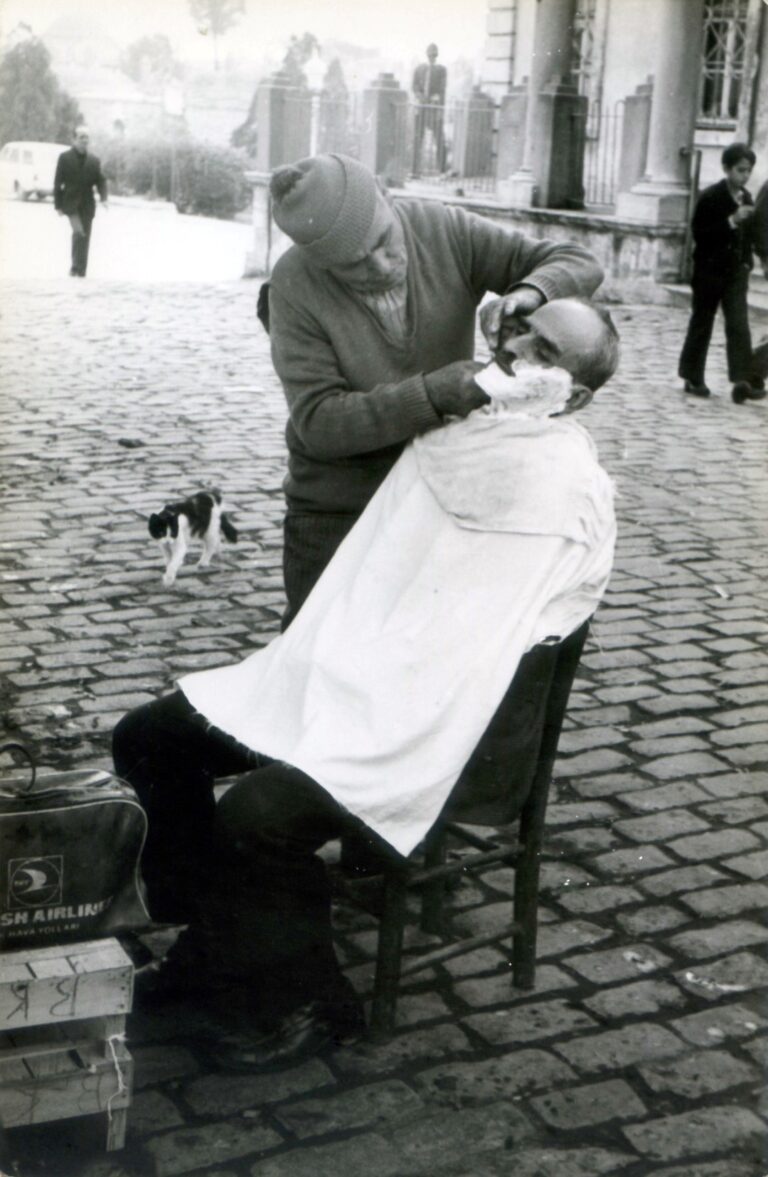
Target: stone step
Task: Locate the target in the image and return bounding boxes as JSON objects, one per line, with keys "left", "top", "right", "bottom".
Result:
{"left": 663, "top": 278, "right": 768, "bottom": 323}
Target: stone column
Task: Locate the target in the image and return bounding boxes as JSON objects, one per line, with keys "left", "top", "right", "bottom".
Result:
{"left": 360, "top": 73, "right": 409, "bottom": 186}
{"left": 254, "top": 71, "right": 311, "bottom": 172}
{"left": 617, "top": 78, "right": 653, "bottom": 195}
{"left": 243, "top": 171, "right": 292, "bottom": 278}
{"left": 495, "top": 83, "right": 528, "bottom": 185}
{"left": 615, "top": 0, "right": 705, "bottom": 224}
{"left": 452, "top": 87, "right": 495, "bottom": 179}
{"left": 500, "top": 0, "right": 577, "bottom": 206}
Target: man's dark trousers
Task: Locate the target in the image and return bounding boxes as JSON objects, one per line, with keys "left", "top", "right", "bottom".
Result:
{"left": 112, "top": 691, "right": 364, "bottom": 1021}
{"left": 678, "top": 266, "right": 752, "bottom": 385}
{"left": 68, "top": 209, "right": 94, "bottom": 276}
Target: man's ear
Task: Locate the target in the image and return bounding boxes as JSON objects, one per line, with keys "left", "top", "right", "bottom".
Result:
{"left": 562, "top": 384, "right": 594, "bottom": 414}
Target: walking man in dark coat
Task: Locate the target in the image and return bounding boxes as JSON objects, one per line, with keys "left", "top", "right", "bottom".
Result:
{"left": 54, "top": 126, "right": 108, "bottom": 277}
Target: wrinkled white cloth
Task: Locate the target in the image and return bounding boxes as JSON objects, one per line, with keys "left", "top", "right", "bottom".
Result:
{"left": 180, "top": 394, "right": 615, "bottom": 857}
{"left": 414, "top": 409, "right": 606, "bottom": 544}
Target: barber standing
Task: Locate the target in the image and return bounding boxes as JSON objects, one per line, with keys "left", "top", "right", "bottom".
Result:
{"left": 265, "top": 152, "right": 604, "bottom": 626}
{"left": 54, "top": 126, "right": 108, "bottom": 277}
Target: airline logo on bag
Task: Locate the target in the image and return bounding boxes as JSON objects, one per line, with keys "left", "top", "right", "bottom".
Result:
{"left": 2, "top": 852, "right": 113, "bottom": 934}
{"left": 0, "top": 759, "right": 151, "bottom": 946}
{"left": 8, "top": 855, "right": 63, "bottom": 907}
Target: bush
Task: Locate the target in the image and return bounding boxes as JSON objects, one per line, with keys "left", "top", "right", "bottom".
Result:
{"left": 93, "top": 134, "right": 250, "bottom": 220}
{"left": 173, "top": 141, "right": 250, "bottom": 219}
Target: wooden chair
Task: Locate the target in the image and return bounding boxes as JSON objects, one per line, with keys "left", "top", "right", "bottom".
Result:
{"left": 359, "top": 622, "right": 589, "bottom": 1035}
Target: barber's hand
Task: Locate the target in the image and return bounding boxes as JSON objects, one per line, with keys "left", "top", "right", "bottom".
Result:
{"left": 480, "top": 286, "right": 545, "bottom": 352}
{"left": 732, "top": 205, "right": 754, "bottom": 224}
{"left": 424, "top": 360, "right": 489, "bottom": 419}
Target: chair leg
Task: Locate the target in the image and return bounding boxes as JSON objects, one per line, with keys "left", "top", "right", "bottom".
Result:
{"left": 420, "top": 826, "right": 447, "bottom": 935}
{"left": 370, "top": 871, "right": 408, "bottom": 1036}
{"left": 106, "top": 1107, "right": 128, "bottom": 1151}
{"left": 513, "top": 834, "right": 542, "bottom": 990}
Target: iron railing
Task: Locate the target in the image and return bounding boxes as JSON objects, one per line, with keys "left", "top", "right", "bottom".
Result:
{"left": 275, "top": 89, "right": 628, "bottom": 209}
{"left": 579, "top": 98, "right": 625, "bottom": 210}
{"left": 277, "top": 91, "right": 499, "bottom": 196}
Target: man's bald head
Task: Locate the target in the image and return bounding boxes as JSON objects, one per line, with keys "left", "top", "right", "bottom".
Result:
{"left": 504, "top": 298, "right": 619, "bottom": 395}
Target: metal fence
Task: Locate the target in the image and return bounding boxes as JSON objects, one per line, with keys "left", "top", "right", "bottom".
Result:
{"left": 278, "top": 91, "right": 499, "bottom": 196}
{"left": 580, "top": 98, "right": 625, "bottom": 210}
{"left": 277, "top": 89, "right": 627, "bottom": 208}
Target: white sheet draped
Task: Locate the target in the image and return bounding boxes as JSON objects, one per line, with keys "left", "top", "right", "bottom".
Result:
{"left": 180, "top": 404, "right": 615, "bottom": 856}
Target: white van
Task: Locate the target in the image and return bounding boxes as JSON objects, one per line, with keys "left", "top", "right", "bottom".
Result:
{"left": 0, "top": 141, "right": 68, "bottom": 200}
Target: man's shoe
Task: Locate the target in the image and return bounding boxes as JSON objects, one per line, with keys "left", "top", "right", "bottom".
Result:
{"left": 732, "top": 381, "right": 767, "bottom": 404}
{"left": 210, "top": 996, "right": 366, "bottom": 1073}
{"left": 683, "top": 380, "right": 711, "bottom": 398}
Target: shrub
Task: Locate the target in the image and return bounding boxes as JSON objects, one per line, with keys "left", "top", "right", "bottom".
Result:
{"left": 93, "top": 134, "right": 250, "bottom": 220}
{"left": 173, "top": 141, "right": 250, "bottom": 219}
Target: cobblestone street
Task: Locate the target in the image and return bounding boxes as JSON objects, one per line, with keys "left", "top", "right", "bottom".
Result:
{"left": 1, "top": 198, "right": 767, "bottom": 1176}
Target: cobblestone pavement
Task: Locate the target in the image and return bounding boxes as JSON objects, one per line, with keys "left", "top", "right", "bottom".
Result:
{"left": 0, "top": 266, "right": 767, "bottom": 1177}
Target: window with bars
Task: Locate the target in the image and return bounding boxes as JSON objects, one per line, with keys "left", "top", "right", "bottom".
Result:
{"left": 699, "top": 0, "right": 748, "bottom": 123}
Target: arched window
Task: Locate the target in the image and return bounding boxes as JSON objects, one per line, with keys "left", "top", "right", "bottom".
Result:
{"left": 699, "top": 0, "right": 749, "bottom": 123}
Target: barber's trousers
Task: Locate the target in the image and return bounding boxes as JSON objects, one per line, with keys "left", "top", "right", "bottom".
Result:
{"left": 68, "top": 210, "right": 94, "bottom": 276}
{"left": 112, "top": 690, "right": 372, "bottom": 1015}
{"left": 281, "top": 510, "right": 357, "bottom": 629}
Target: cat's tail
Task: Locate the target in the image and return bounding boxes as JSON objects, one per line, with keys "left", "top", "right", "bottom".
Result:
{"left": 220, "top": 513, "right": 238, "bottom": 544}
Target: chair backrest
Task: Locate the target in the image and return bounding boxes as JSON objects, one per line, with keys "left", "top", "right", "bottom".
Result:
{"left": 443, "top": 621, "right": 589, "bottom": 828}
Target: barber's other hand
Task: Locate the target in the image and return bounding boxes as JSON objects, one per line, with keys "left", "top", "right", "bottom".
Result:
{"left": 480, "top": 286, "right": 545, "bottom": 351}
{"left": 425, "top": 360, "right": 489, "bottom": 419}
{"left": 732, "top": 204, "right": 754, "bottom": 224}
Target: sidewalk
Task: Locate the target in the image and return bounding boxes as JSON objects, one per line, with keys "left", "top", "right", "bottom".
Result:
{"left": 0, "top": 264, "right": 767, "bottom": 1176}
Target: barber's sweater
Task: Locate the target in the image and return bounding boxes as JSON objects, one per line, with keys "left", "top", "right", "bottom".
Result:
{"left": 269, "top": 198, "right": 603, "bottom": 515}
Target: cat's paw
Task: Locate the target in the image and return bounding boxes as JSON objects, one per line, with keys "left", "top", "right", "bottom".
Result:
{"left": 162, "top": 572, "right": 177, "bottom": 587}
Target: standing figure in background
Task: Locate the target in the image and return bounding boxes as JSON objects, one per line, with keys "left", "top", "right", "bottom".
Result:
{"left": 54, "top": 127, "right": 108, "bottom": 278}
{"left": 753, "top": 177, "right": 768, "bottom": 277}
{"left": 678, "top": 142, "right": 764, "bottom": 405}
{"left": 412, "top": 43, "right": 447, "bottom": 176}
{"left": 749, "top": 177, "right": 768, "bottom": 391}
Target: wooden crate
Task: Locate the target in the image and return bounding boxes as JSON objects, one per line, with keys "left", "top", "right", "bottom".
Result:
{"left": 0, "top": 939, "right": 132, "bottom": 1029}
{"left": 0, "top": 939, "right": 134, "bottom": 1151}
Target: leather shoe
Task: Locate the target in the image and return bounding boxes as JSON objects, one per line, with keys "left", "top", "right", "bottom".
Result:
{"left": 209, "top": 997, "right": 366, "bottom": 1072}
{"left": 683, "top": 380, "right": 710, "bottom": 398}
{"left": 732, "top": 381, "right": 767, "bottom": 404}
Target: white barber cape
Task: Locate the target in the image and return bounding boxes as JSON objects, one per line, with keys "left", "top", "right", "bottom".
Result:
{"left": 180, "top": 367, "right": 616, "bottom": 857}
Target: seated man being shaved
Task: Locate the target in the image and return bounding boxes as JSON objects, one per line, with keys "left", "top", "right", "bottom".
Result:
{"left": 113, "top": 296, "right": 619, "bottom": 1071}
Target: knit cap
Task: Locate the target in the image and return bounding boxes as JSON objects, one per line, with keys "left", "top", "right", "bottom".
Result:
{"left": 270, "top": 153, "right": 379, "bottom": 267}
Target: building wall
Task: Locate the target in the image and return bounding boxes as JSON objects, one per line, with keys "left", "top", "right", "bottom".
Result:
{"left": 740, "top": 6, "right": 768, "bottom": 194}
{"left": 599, "top": 0, "right": 662, "bottom": 110}
{"left": 483, "top": 0, "right": 767, "bottom": 204}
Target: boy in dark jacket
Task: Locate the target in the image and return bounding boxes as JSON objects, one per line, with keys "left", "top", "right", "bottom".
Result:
{"left": 678, "top": 142, "right": 764, "bottom": 405}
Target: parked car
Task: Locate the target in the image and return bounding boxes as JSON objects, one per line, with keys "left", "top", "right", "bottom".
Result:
{"left": 0, "top": 141, "right": 67, "bottom": 200}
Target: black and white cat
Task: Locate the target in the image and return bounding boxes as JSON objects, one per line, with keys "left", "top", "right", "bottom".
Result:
{"left": 148, "top": 490, "right": 238, "bottom": 587}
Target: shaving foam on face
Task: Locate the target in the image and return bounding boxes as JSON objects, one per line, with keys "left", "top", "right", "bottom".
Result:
{"left": 475, "top": 360, "right": 572, "bottom": 417}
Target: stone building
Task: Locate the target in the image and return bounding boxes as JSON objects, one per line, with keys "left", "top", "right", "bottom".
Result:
{"left": 472, "top": 0, "right": 768, "bottom": 292}
{"left": 246, "top": 0, "right": 767, "bottom": 294}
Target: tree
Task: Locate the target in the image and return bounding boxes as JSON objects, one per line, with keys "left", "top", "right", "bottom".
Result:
{"left": 188, "top": 0, "right": 245, "bottom": 69}
{"left": 323, "top": 58, "right": 347, "bottom": 98}
{"left": 282, "top": 32, "right": 320, "bottom": 87}
{"left": 120, "top": 35, "right": 179, "bottom": 89}
{"left": 0, "top": 37, "right": 83, "bottom": 146}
